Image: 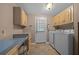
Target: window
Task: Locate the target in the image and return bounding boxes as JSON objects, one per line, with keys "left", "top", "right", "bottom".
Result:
{"left": 35, "top": 17, "right": 47, "bottom": 32}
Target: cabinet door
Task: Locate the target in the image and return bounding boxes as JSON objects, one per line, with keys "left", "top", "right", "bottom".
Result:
{"left": 21, "top": 10, "right": 28, "bottom": 26}
{"left": 68, "top": 7, "right": 71, "bottom": 23}
{"left": 6, "top": 45, "right": 19, "bottom": 55}
{"left": 65, "top": 6, "right": 73, "bottom": 24}
{"left": 23, "top": 13, "right": 28, "bottom": 26}
{"left": 61, "top": 12, "right": 65, "bottom": 25}
{"left": 64, "top": 6, "right": 73, "bottom": 24}
{"left": 13, "top": 7, "right": 21, "bottom": 25}
{"left": 56, "top": 15, "right": 60, "bottom": 26}
{"left": 59, "top": 13, "right": 63, "bottom": 25}
{"left": 64, "top": 9, "right": 70, "bottom": 24}
{"left": 21, "top": 10, "right": 26, "bottom": 26}
{"left": 53, "top": 15, "right": 60, "bottom": 26}
{"left": 70, "top": 5, "right": 73, "bottom": 23}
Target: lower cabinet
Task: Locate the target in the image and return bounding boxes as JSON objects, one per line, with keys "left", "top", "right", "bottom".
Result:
{"left": 6, "top": 38, "right": 30, "bottom": 55}
{"left": 28, "top": 37, "right": 32, "bottom": 52}
{"left": 6, "top": 45, "right": 19, "bottom": 55}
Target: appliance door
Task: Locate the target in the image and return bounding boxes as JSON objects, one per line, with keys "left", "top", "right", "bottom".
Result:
{"left": 54, "top": 32, "right": 67, "bottom": 55}
{"left": 54, "top": 32, "right": 73, "bottom": 55}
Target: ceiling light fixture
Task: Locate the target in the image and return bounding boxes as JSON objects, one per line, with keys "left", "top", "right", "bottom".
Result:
{"left": 46, "top": 3, "right": 53, "bottom": 10}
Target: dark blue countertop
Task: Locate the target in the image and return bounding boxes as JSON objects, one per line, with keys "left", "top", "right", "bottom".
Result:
{"left": 0, "top": 36, "right": 28, "bottom": 55}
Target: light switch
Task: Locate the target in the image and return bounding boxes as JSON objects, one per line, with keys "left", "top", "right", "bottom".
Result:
{"left": 1, "top": 29, "right": 6, "bottom": 37}
{"left": 2, "top": 30, "right": 4, "bottom": 34}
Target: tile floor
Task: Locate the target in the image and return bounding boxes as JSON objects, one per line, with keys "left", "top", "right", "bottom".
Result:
{"left": 28, "top": 43, "right": 59, "bottom": 55}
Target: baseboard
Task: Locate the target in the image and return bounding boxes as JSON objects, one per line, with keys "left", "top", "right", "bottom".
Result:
{"left": 49, "top": 44, "right": 61, "bottom": 55}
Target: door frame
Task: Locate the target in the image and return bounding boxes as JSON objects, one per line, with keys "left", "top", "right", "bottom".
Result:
{"left": 35, "top": 16, "right": 48, "bottom": 43}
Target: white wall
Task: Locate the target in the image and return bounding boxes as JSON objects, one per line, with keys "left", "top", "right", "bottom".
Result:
{"left": 0, "top": 3, "right": 25, "bottom": 40}
{"left": 0, "top": 4, "right": 15, "bottom": 39}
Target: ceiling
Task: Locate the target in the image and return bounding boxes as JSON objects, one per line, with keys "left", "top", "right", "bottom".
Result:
{"left": 17, "top": 3, "right": 73, "bottom": 16}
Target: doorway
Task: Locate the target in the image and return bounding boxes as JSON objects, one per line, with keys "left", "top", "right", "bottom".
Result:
{"left": 35, "top": 16, "right": 47, "bottom": 43}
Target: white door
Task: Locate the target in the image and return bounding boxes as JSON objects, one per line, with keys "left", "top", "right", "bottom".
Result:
{"left": 35, "top": 16, "right": 47, "bottom": 43}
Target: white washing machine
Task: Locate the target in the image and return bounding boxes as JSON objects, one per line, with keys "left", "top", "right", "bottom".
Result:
{"left": 54, "top": 30, "right": 74, "bottom": 55}
{"left": 49, "top": 30, "right": 63, "bottom": 48}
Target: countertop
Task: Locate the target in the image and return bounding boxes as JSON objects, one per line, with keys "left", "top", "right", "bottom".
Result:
{"left": 0, "top": 35, "right": 28, "bottom": 55}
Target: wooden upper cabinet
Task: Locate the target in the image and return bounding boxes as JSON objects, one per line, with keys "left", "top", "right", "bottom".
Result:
{"left": 52, "top": 5, "right": 73, "bottom": 26}
{"left": 13, "top": 7, "right": 28, "bottom": 27}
